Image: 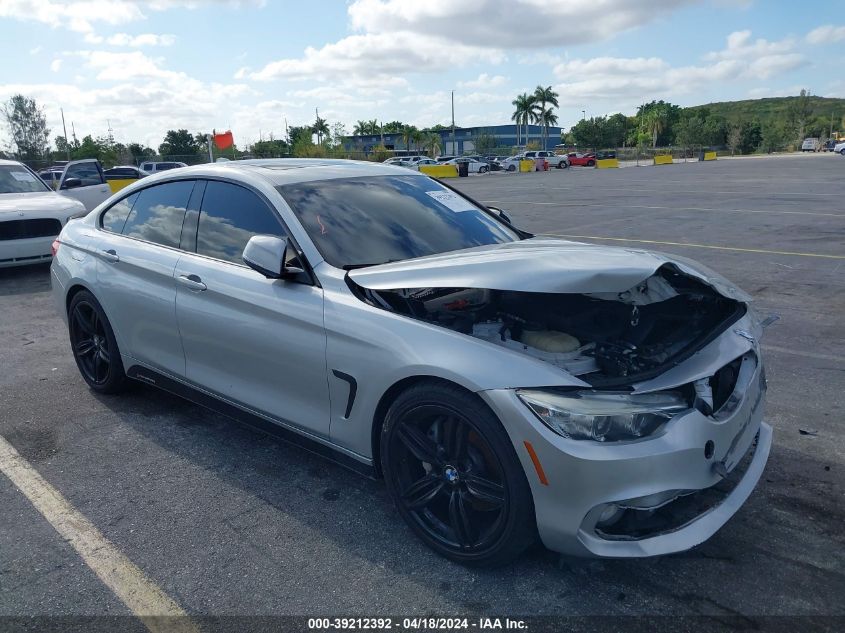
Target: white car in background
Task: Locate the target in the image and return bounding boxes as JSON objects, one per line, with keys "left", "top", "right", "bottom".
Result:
{"left": 139, "top": 161, "right": 188, "bottom": 174}
{"left": 0, "top": 159, "right": 87, "bottom": 267}
{"left": 499, "top": 156, "right": 524, "bottom": 172}
{"left": 442, "top": 157, "right": 490, "bottom": 174}
{"left": 409, "top": 158, "right": 440, "bottom": 170}
{"left": 834, "top": 142, "right": 845, "bottom": 155}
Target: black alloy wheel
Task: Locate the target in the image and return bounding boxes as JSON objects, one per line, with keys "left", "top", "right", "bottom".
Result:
{"left": 382, "top": 382, "right": 535, "bottom": 566}
{"left": 68, "top": 291, "right": 126, "bottom": 393}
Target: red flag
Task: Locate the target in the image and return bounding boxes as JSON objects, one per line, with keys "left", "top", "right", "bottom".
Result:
{"left": 213, "top": 130, "right": 234, "bottom": 150}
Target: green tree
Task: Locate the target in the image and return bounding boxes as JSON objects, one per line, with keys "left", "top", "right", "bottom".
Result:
{"left": 287, "top": 125, "right": 312, "bottom": 146}
{"left": 127, "top": 142, "right": 156, "bottom": 162}
{"left": 312, "top": 116, "right": 330, "bottom": 145}
{"left": 159, "top": 129, "right": 201, "bottom": 160}
{"left": 250, "top": 138, "right": 290, "bottom": 157}
{"left": 532, "top": 85, "right": 559, "bottom": 150}
{"left": 760, "top": 120, "right": 788, "bottom": 153}
{"left": 401, "top": 125, "right": 418, "bottom": 151}
{"left": 472, "top": 129, "right": 497, "bottom": 155}
{"left": 352, "top": 120, "right": 368, "bottom": 136}
{"left": 674, "top": 116, "right": 707, "bottom": 147}
{"left": 511, "top": 92, "right": 537, "bottom": 147}
{"left": 2, "top": 94, "right": 50, "bottom": 162}
{"left": 786, "top": 89, "right": 813, "bottom": 144}
{"left": 423, "top": 133, "right": 441, "bottom": 157}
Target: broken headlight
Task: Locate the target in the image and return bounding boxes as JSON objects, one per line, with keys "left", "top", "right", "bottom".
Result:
{"left": 517, "top": 389, "right": 688, "bottom": 442}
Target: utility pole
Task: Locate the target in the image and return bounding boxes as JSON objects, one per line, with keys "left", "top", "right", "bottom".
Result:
{"left": 207, "top": 133, "right": 214, "bottom": 163}
{"left": 60, "top": 108, "right": 70, "bottom": 160}
{"left": 451, "top": 90, "right": 455, "bottom": 155}
{"left": 71, "top": 122, "right": 78, "bottom": 146}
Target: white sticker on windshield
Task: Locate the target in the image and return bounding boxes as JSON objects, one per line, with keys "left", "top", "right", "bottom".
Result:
{"left": 425, "top": 190, "right": 475, "bottom": 212}
{"left": 10, "top": 171, "right": 37, "bottom": 182}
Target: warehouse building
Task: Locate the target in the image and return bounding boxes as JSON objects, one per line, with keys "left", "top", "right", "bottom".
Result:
{"left": 342, "top": 123, "right": 562, "bottom": 156}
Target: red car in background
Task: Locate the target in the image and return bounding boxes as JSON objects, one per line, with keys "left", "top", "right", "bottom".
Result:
{"left": 567, "top": 152, "right": 596, "bottom": 167}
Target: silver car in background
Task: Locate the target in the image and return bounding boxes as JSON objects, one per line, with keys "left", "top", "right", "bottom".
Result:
{"left": 51, "top": 159, "right": 771, "bottom": 566}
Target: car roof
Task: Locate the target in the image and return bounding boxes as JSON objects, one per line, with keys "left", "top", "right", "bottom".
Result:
{"left": 0, "top": 159, "right": 26, "bottom": 167}
{"left": 148, "top": 158, "right": 424, "bottom": 187}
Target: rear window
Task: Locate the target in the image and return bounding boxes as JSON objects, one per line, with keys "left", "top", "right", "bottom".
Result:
{"left": 121, "top": 181, "right": 193, "bottom": 247}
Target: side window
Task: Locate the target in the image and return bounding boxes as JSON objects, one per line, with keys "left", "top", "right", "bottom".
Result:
{"left": 122, "top": 181, "right": 194, "bottom": 248}
{"left": 196, "top": 181, "right": 286, "bottom": 264}
{"left": 101, "top": 193, "right": 139, "bottom": 233}
{"left": 65, "top": 162, "right": 104, "bottom": 186}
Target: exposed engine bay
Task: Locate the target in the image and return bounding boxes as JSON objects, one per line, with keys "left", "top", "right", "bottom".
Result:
{"left": 351, "top": 264, "right": 745, "bottom": 386}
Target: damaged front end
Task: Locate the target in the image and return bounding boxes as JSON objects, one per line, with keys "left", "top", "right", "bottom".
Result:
{"left": 348, "top": 263, "right": 746, "bottom": 388}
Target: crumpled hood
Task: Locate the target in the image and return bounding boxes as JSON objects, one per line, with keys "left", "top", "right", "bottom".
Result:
{"left": 0, "top": 192, "right": 84, "bottom": 217}
{"left": 348, "top": 237, "right": 751, "bottom": 302}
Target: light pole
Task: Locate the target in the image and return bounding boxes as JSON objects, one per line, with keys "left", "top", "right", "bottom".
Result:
{"left": 581, "top": 109, "right": 586, "bottom": 121}
{"left": 451, "top": 90, "right": 456, "bottom": 156}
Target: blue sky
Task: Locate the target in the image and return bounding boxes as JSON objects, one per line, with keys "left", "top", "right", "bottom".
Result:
{"left": 1, "top": 0, "right": 843, "bottom": 149}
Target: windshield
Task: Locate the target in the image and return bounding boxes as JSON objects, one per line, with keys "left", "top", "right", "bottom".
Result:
{"left": 0, "top": 165, "right": 51, "bottom": 194}
{"left": 278, "top": 175, "right": 519, "bottom": 269}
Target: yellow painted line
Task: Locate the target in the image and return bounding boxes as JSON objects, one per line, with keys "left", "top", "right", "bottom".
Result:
{"left": 0, "top": 434, "right": 198, "bottom": 633}
{"left": 544, "top": 234, "right": 845, "bottom": 259}
{"left": 482, "top": 200, "right": 844, "bottom": 218}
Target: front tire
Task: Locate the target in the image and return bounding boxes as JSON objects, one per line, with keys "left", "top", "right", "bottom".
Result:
{"left": 587, "top": 160, "right": 595, "bottom": 167}
{"left": 840, "top": 149, "right": 845, "bottom": 156}
{"left": 381, "top": 382, "right": 536, "bottom": 566}
{"left": 507, "top": 164, "right": 516, "bottom": 172}
{"left": 68, "top": 290, "right": 126, "bottom": 394}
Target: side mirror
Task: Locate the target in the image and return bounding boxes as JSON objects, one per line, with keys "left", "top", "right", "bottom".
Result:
{"left": 243, "top": 235, "right": 305, "bottom": 280}
{"left": 487, "top": 206, "right": 512, "bottom": 224}
{"left": 61, "top": 177, "right": 83, "bottom": 190}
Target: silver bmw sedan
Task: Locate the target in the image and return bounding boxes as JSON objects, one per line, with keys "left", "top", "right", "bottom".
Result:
{"left": 51, "top": 159, "right": 771, "bottom": 566}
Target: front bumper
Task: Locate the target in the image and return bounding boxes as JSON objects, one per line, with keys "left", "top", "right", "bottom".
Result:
{"left": 481, "top": 355, "right": 771, "bottom": 558}
{"left": 0, "top": 235, "right": 55, "bottom": 268}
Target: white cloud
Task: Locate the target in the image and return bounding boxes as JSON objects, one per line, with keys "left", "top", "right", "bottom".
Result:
{"left": 50, "top": 59, "right": 63, "bottom": 72}
{"left": 0, "top": 0, "right": 145, "bottom": 33}
{"left": 551, "top": 30, "right": 807, "bottom": 108}
{"left": 347, "top": 0, "right": 698, "bottom": 48}
{"left": 457, "top": 73, "right": 508, "bottom": 89}
{"left": 106, "top": 33, "right": 176, "bottom": 46}
{"left": 806, "top": 24, "right": 845, "bottom": 45}
{"left": 29, "top": 46, "right": 43, "bottom": 55}
{"left": 245, "top": 32, "right": 504, "bottom": 83}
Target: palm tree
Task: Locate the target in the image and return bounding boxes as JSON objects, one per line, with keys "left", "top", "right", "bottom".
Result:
{"left": 401, "top": 125, "right": 418, "bottom": 152}
{"left": 424, "top": 132, "right": 441, "bottom": 157}
{"left": 511, "top": 93, "right": 537, "bottom": 149}
{"left": 353, "top": 120, "right": 367, "bottom": 136}
{"left": 312, "top": 116, "right": 330, "bottom": 145}
{"left": 533, "top": 85, "right": 560, "bottom": 150}
{"left": 539, "top": 108, "right": 558, "bottom": 148}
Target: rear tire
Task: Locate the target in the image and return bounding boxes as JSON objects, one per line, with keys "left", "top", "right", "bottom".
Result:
{"left": 381, "top": 381, "right": 536, "bottom": 567}
{"left": 68, "top": 290, "right": 126, "bottom": 394}
{"left": 507, "top": 164, "right": 516, "bottom": 172}
{"left": 587, "top": 160, "right": 595, "bottom": 167}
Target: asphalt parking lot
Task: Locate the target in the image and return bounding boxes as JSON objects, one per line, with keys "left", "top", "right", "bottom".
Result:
{"left": 1, "top": 153, "right": 843, "bottom": 630}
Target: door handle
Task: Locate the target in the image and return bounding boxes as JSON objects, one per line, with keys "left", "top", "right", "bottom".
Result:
{"left": 100, "top": 249, "right": 119, "bottom": 263}
{"left": 177, "top": 274, "right": 207, "bottom": 291}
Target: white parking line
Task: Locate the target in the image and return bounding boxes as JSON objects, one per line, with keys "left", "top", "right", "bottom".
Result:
{"left": 0, "top": 434, "right": 198, "bottom": 633}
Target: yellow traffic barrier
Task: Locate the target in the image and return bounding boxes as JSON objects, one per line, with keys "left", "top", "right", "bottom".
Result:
{"left": 703, "top": 151, "right": 717, "bottom": 161}
{"left": 419, "top": 165, "right": 459, "bottom": 178}
{"left": 107, "top": 178, "right": 138, "bottom": 193}
{"left": 519, "top": 159, "right": 535, "bottom": 172}
{"left": 595, "top": 158, "right": 619, "bottom": 169}
{"left": 653, "top": 155, "right": 673, "bottom": 166}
